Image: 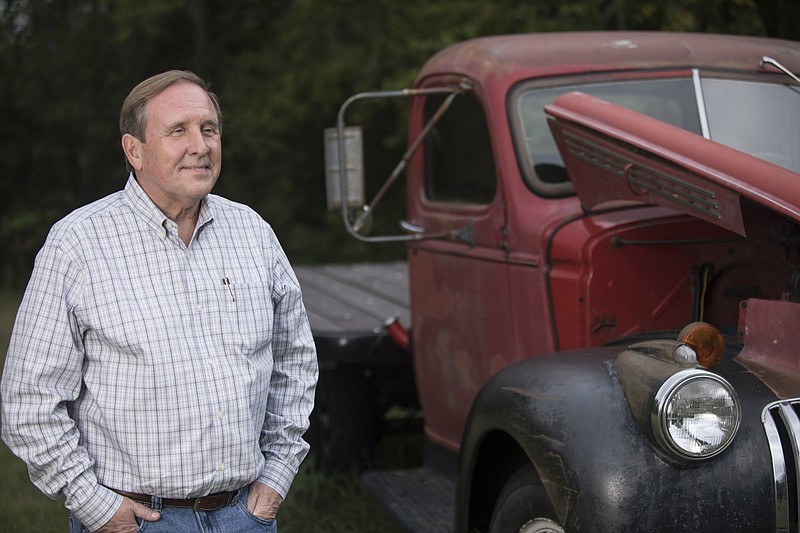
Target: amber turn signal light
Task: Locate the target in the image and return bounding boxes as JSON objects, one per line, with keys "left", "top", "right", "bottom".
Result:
{"left": 678, "top": 322, "right": 725, "bottom": 369}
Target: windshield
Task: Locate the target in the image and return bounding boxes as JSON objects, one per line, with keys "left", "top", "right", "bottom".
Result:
{"left": 512, "top": 75, "right": 800, "bottom": 197}
{"left": 702, "top": 78, "right": 800, "bottom": 173}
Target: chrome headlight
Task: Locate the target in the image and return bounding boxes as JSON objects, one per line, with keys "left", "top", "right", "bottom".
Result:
{"left": 617, "top": 337, "right": 741, "bottom": 463}
{"left": 651, "top": 369, "right": 740, "bottom": 461}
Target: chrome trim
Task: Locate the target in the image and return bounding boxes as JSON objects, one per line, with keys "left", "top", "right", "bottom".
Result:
{"left": 692, "top": 69, "right": 711, "bottom": 139}
{"left": 762, "top": 399, "right": 800, "bottom": 533}
{"left": 673, "top": 343, "right": 698, "bottom": 365}
{"left": 651, "top": 369, "right": 740, "bottom": 461}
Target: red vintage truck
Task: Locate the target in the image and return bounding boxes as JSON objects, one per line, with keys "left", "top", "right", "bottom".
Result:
{"left": 299, "top": 32, "right": 800, "bottom": 532}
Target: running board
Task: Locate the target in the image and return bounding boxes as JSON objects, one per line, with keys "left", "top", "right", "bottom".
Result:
{"left": 361, "top": 469, "right": 456, "bottom": 533}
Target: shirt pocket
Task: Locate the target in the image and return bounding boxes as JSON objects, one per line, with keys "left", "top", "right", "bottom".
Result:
{"left": 221, "top": 280, "right": 273, "bottom": 355}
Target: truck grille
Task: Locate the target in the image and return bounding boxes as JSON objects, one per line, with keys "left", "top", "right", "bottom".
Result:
{"left": 762, "top": 399, "right": 800, "bottom": 532}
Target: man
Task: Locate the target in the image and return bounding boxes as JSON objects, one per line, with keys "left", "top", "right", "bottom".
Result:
{"left": 1, "top": 70, "right": 318, "bottom": 532}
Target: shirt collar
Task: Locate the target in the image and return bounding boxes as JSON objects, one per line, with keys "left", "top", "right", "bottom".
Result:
{"left": 197, "top": 193, "right": 214, "bottom": 228}
{"left": 123, "top": 173, "right": 215, "bottom": 240}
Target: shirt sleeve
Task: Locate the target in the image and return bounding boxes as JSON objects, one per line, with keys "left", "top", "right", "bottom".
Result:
{"left": 256, "top": 230, "right": 318, "bottom": 498}
{"left": 0, "top": 232, "right": 122, "bottom": 530}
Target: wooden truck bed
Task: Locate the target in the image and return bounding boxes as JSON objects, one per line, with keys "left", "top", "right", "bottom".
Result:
{"left": 293, "top": 262, "right": 410, "bottom": 366}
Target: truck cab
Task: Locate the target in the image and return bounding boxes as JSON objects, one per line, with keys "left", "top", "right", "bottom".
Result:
{"left": 320, "top": 32, "right": 800, "bottom": 532}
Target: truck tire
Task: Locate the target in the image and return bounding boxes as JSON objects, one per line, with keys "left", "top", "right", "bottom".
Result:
{"left": 489, "top": 465, "right": 564, "bottom": 533}
{"left": 305, "top": 365, "right": 376, "bottom": 469}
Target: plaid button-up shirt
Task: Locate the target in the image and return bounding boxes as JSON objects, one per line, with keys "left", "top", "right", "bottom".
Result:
{"left": 1, "top": 176, "right": 318, "bottom": 530}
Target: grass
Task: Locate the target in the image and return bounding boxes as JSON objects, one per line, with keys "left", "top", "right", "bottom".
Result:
{"left": 0, "top": 290, "right": 417, "bottom": 532}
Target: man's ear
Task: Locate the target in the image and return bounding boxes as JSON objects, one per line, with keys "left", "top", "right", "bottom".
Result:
{"left": 121, "top": 133, "right": 143, "bottom": 171}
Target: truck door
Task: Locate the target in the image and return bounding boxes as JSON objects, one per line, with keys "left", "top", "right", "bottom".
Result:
{"left": 406, "top": 88, "right": 512, "bottom": 453}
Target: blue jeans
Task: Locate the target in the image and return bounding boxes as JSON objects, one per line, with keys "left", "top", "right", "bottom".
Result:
{"left": 69, "top": 487, "right": 277, "bottom": 533}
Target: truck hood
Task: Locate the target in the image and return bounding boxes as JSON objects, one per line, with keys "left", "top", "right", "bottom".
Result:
{"left": 545, "top": 91, "right": 800, "bottom": 237}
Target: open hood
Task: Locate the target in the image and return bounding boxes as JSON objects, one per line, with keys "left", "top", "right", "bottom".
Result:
{"left": 546, "top": 92, "right": 800, "bottom": 237}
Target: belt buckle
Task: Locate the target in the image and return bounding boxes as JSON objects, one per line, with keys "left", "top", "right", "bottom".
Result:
{"left": 193, "top": 497, "right": 204, "bottom": 511}
{"left": 193, "top": 491, "right": 234, "bottom": 511}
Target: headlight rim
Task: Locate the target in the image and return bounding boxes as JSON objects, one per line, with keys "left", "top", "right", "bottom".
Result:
{"left": 651, "top": 368, "right": 741, "bottom": 462}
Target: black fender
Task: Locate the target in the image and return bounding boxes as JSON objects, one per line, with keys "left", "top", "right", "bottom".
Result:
{"left": 456, "top": 346, "right": 778, "bottom": 532}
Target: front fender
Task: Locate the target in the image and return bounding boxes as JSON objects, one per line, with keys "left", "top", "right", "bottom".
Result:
{"left": 457, "top": 346, "right": 777, "bottom": 532}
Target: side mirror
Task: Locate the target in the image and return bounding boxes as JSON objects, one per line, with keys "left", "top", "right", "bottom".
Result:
{"left": 324, "top": 126, "right": 364, "bottom": 211}
{"left": 324, "top": 83, "right": 469, "bottom": 243}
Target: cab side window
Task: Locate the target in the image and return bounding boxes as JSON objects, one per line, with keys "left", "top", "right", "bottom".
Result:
{"left": 424, "top": 93, "right": 497, "bottom": 204}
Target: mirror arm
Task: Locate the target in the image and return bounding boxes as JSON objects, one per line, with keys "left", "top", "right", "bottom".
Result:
{"left": 335, "top": 82, "right": 470, "bottom": 242}
{"left": 365, "top": 90, "right": 460, "bottom": 216}
{"left": 399, "top": 220, "right": 425, "bottom": 234}
{"left": 761, "top": 56, "right": 800, "bottom": 85}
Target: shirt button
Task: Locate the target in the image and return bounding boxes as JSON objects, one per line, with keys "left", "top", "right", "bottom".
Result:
{"left": 216, "top": 410, "right": 224, "bottom": 420}
{"left": 218, "top": 463, "right": 226, "bottom": 471}
{"left": 207, "top": 358, "right": 215, "bottom": 365}
{"left": 195, "top": 304, "right": 202, "bottom": 312}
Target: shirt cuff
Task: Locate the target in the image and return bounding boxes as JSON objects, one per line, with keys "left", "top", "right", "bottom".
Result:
{"left": 67, "top": 483, "right": 123, "bottom": 531}
{"left": 257, "top": 457, "right": 297, "bottom": 499}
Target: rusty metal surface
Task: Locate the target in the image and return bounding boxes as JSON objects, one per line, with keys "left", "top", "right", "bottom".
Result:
{"left": 417, "top": 32, "right": 800, "bottom": 87}
{"left": 408, "top": 246, "right": 516, "bottom": 453}
{"left": 737, "top": 298, "right": 800, "bottom": 399}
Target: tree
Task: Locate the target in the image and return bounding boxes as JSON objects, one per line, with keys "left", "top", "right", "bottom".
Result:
{"left": 1, "top": 0, "right": 797, "bottom": 288}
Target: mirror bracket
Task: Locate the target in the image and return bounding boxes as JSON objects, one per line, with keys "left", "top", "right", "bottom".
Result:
{"left": 325, "top": 80, "right": 472, "bottom": 243}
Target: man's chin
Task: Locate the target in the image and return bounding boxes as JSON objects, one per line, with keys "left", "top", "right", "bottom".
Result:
{"left": 183, "top": 169, "right": 219, "bottom": 188}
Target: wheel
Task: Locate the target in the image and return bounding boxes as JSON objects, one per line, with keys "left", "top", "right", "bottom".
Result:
{"left": 305, "top": 365, "right": 376, "bottom": 469}
{"left": 489, "top": 465, "right": 564, "bottom": 533}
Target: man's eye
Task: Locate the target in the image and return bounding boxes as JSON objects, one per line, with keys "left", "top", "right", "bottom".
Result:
{"left": 203, "top": 127, "right": 218, "bottom": 136}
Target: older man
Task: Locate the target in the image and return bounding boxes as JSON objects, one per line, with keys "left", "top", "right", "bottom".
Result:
{"left": 1, "top": 70, "right": 318, "bottom": 533}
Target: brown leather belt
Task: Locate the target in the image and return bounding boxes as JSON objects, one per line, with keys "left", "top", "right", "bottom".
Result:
{"left": 114, "top": 489, "right": 238, "bottom": 511}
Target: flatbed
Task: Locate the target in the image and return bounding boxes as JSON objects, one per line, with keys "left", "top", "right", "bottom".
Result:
{"left": 294, "top": 261, "right": 409, "bottom": 336}
{"left": 293, "top": 261, "right": 415, "bottom": 469}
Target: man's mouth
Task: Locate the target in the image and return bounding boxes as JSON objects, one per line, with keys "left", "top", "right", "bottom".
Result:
{"left": 182, "top": 164, "right": 212, "bottom": 172}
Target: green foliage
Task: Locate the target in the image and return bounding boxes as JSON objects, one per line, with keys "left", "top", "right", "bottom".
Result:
{"left": 0, "top": 442, "right": 68, "bottom": 533}
{"left": 1, "top": 0, "right": 797, "bottom": 288}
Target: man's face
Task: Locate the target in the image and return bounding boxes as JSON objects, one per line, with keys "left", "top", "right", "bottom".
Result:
{"left": 123, "top": 82, "right": 222, "bottom": 214}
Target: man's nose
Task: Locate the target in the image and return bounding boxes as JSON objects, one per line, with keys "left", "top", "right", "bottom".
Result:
{"left": 187, "top": 128, "right": 211, "bottom": 154}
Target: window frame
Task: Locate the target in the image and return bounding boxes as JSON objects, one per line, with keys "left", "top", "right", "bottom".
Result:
{"left": 422, "top": 91, "right": 499, "bottom": 207}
